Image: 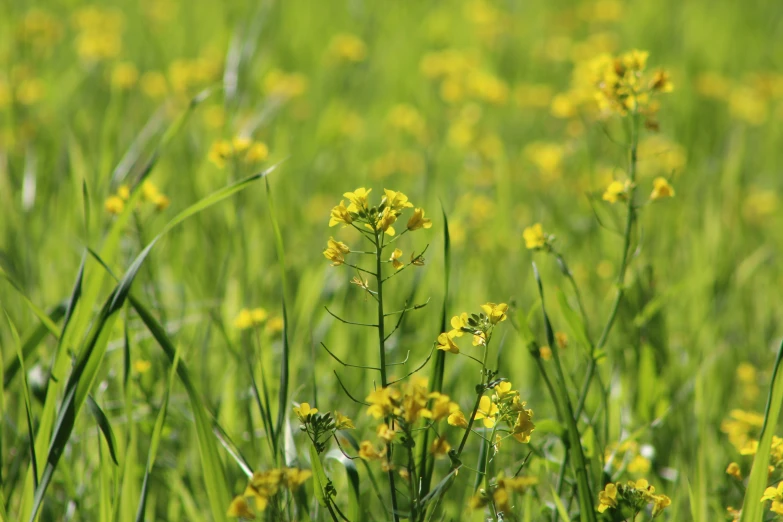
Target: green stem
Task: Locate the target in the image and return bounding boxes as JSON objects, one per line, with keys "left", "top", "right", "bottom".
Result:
{"left": 456, "top": 335, "right": 491, "bottom": 458}
{"left": 375, "top": 230, "right": 400, "bottom": 522}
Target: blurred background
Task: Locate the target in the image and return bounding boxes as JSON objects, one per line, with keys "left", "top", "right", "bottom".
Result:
{"left": 1, "top": 0, "right": 782, "bottom": 520}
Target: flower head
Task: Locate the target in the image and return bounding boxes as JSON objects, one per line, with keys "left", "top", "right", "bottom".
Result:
{"left": 329, "top": 200, "right": 353, "bottom": 227}
{"left": 597, "top": 483, "right": 618, "bottom": 513}
{"left": 474, "top": 396, "right": 499, "bottom": 428}
{"left": 390, "top": 248, "right": 404, "bottom": 270}
{"left": 602, "top": 179, "right": 631, "bottom": 204}
{"left": 293, "top": 402, "right": 318, "bottom": 422}
{"left": 523, "top": 223, "right": 548, "bottom": 250}
{"left": 650, "top": 177, "right": 675, "bottom": 200}
{"left": 436, "top": 331, "right": 460, "bottom": 354}
{"left": 407, "top": 208, "right": 432, "bottom": 231}
{"left": 481, "top": 302, "right": 508, "bottom": 324}
{"left": 344, "top": 187, "right": 372, "bottom": 212}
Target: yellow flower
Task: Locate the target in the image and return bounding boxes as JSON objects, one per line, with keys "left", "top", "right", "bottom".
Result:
{"left": 651, "top": 494, "right": 671, "bottom": 517}
{"left": 436, "top": 331, "right": 459, "bottom": 354}
{"left": 117, "top": 184, "right": 131, "bottom": 200}
{"left": 327, "top": 237, "right": 351, "bottom": 255}
{"left": 650, "top": 70, "right": 674, "bottom": 93}
{"left": 376, "top": 207, "right": 397, "bottom": 236}
{"left": 234, "top": 309, "right": 253, "bottom": 329}
{"left": 762, "top": 482, "right": 783, "bottom": 515}
{"left": 448, "top": 410, "right": 468, "bottom": 428}
{"left": 428, "top": 393, "right": 460, "bottom": 421}
{"left": 358, "top": 440, "right": 385, "bottom": 460}
{"left": 725, "top": 462, "right": 742, "bottom": 480}
{"left": 383, "top": 189, "right": 413, "bottom": 210}
{"left": 540, "top": 346, "right": 552, "bottom": 360}
{"left": 602, "top": 179, "right": 630, "bottom": 203}
{"left": 474, "top": 396, "right": 498, "bottom": 428}
{"left": 429, "top": 437, "right": 451, "bottom": 457}
{"left": 343, "top": 187, "right": 372, "bottom": 212}
{"left": 245, "top": 142, "right": 269, "bottom": 164}
{"left": 104, "top": 195, "right": 125, "bottom": 215}
{"left": 407, "top": 208, "right": 432, "bottom": 231}
{"left": 366, "top": 387, "right": 400, "bottom": 419}
{"left": 111, "top": 61, "right": 138, "bottom": 90}
{"left": 208, "top": 140, "right": 232, "bottom": 169}
{"left": 376, "top": 423, "right": 397, "bottom": 442}
{"left": 283, "top": 468, "right": 312, "bottom": 490}
{"left": 232, "top": 136, "right": 252, "bottom": 153}
{"left": 450, "top": 313, "right": 469, "bottom": 337}
{"left": 251, "top": 308, "right": 268, "bottom": 324}
{"left": 140, "top": 71, "right": 168, "bottom": 99}
{"left": 329, "top": 200, "right": 353, "bottom": 227}
{"left": 390, "top": 248, "right": 404, "bottom": 270}
{"left": 481, "top": 302, "right": 508, "bottom": 324}
{"left": 323, "top": 246, "right": 345, "bottom": 266}
{"left": 328, "top": 33, "right": 367, "bottom": 63}
{"left": 597, "top": 483, "right": 618, "bottom": 513}
{"left": 152, "top": 193, "right": 170, "bottom": 211}
{"left": 227, "top": 496, "right": 255, "bottom": 519}
{"left": 293, "top": 402, "right": 318, "bottom": 422}
{"left": 650, "top": 177, "right": 674, "bottom": 200}
{"left": 334, "top": 412, "right": 355, "bottom": 430}
{"left": 512, "top": 405, "right": 535, "bottom": 443}
{"left": 133, "top": 360, "right": 151, "bottom": 374}
{"left": 523, "top": 223, "right": 548, "bottom": 250}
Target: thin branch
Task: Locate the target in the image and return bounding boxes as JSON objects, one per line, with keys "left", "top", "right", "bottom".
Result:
{"left": 384, "top": 300, "right": 409, "bottom": 342}
{"left": 387, "top": 351, "right": 410, "bottom": 367}
{"left": 321, "top": 342, "right": 381, "bottom": 371}
{"left": 343, "top": 262, "right": 376, "bottom": 276}
{"left": 387, "top": 345, "right": 435, "bottom": 385}
{"left": 382, "top": 244, "right": 430, "bottom": 283}
{"left": 325, "top": 306, "right": 378, "bottom": 328}
{"left": 457, "top": 352, "right": 484, "bottom": 365}
{"left": 334, "top": 371, "right": 369, "bottom": 405}
{"left": 384, "top": 299, "right": 430, "bottom": 317}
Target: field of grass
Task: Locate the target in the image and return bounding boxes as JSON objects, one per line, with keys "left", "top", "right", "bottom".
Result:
{"left": 2, "top": 1, "right": 783, "bottom": 521}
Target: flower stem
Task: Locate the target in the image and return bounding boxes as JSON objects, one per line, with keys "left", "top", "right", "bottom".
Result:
{"left": 374, "top": 230, "right": 400, "bottom": 522}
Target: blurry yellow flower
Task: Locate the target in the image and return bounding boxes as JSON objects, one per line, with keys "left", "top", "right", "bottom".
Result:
{"left": 523, "top": 223, "right": 547, "bottom": 250}
{"left": 366, "top": 387, "right": 400, "bottom": 419}
{"left": 650, "top": 70, "right": 674, "bottom": 93}
{"left": 481, "top": 302, "right": 508, "bottom": 324}
{"left": 293, "top": 402, "right": 318, "bottom": 422}
{"left": 266, "top": 316, "right": 284, "bottom": 335}
{"left": 729, "top": 86, "right": 768, "bottom": 126}
{"left": 117, "top": 185, "right": 131, "bottom": 201}
{"left": 234, "top": 309, "right": 253, "bottom": 329}
{"left": 141, "top": 180, "right": 160, "bottom": 201}
{"left": 133, "top": 360, "right": 151, "bottom": 374}
{"left": 334, "top": 412, "right": 355, "bottom": 430}
{"left": 329, "top": 200, "right": 353, "bottom": 227}
{"left": 540, "top": 346, "right": 552, "bottom": 360}
{"left": 376, "top": 207, "right": 397, "bottom": 236}
{"left": 390, "top": 248, "right": 404, "bottom": 270}
{"left": 104, "top": 195, "right": 125, "bottom": 215}
{"left": 283, "top": 468, "right": 312, "bottom": 490}
{"left": 328, "top": 33, "right": 368, "bottom": 63}
{"left": 226, "top": 496, "right": 254, "bottom": 518}
{"left": 383, "top": 189, "right": 413, "bottom": 210}
{"left": 152, "top": 194, "right": 170, "bottom": 211}
{"left": 16, "top": 78, "right": 45, "bottom": 105}
{"left": 245, "top": 142, "right": 269, "bottom": 164}
{"left": 429, "top": 437, "right": 451, "bottom": 457}
{"left": 140, "top": 70, "right": 168, "bottom": 100}
{"left": 263, "top": 69, "right": 308, "bottom": 99}
{"left": 512, "top": 405, "right": 535, "bottom": 443}
{"left": 650, "top": 177, "right": 675, "bottom": 200}
{"left": 651, "top": 494, "right": 671, "bottom": 517}
{"left": 111, "top": 62, "right": 139, "bottom": 90}
{"left": 251, "top": 308, "right": 268, "bottom": 324}
{"left": 474, "top": 396, "right": 498, "bottom": 428}
{"left": 597, "top": 483, "right": 618, "bottom": 513}
{"left": 376, "top": 423, "right": 397, "bottom": 442}
{"left": 448, "top": 410, "right": 468, "bottom": 428}
{"left": 208, "top": 140, "right": 233, "bottom": 169}
{"left": 436, "top": 331, "right": 459, "bottom": 354}
{"left": 232, "top": 136, "right": 252, "bottom": 153}
{"left": 386, "top": 104, "right": 426, "bottom": 140}
{"left": 726, "top": 462, "right": 742, "bottom": 480}
{"left": 359, "top": 440, "right": 385, "bottom": 460}
{"left": 407, "top": 208, "right": 432, "bottom": 231}
{"left": 627, "top": 454, "right": 651, "bottom": 474}
{"left": 602, "top": 179, "right": 631, "bottom": 203}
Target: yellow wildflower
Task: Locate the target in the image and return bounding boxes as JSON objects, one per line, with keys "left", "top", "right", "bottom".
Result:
{"left": 474, "top": 396, "right": 498, "bottom": 428}
{"left": 329, "top": 200, "right": 353, "bottom": 227}
{"left": 366, "top": 387, "right": 400, "bottom": 419}
{"left": 512, "top": 403, "right": 535, "bottom": 443}
{"left": 390, "top": 248, "right": 404, "bottom": 270}
{"left": 293, "top": 402, "right": 318, "bottom": 422}
{"left": 597, "top": 483, "right": 618, "bottom": 513}
{"left": 523, "top": 223, "right": 548, "bottom": 250}
{"left": 358, "top": 440, "right": 385, "bottom": 460}
{"left": 343, "top": 187, "right": 372, "bottom": 212}
{"left": 726, "top": 462, "right": 742, "bottom": 480}
{"left": 232, "top": 136, "right": 252, "bottom": 153}
{"left": 117, "top": 184, "right": 131, "bottom": 200}
{"left": 334, "top": 412, "right": 355, "bottom": 430}
{"left": 133, "top": 360, "right": 151, "bottom": 374}
{"left": 651, "top": 494, "right": 671, "bottom": 517}
{"left": 208, "top": 140, "right": 233, "bottom": 169}
{"left": 650, "top": 177, "right": 675, "bottom": 200}
{"left": 376, "top": 423, "right": 397, "bottom": 442}
{"left": 407, "top": 208, "right": 432, "bottom": 231}
{"left": 328, "top": 33, "right": 367, "bottom": 63}
{"left": 448, "top": 410, "right": 469, "bottom": 429}
{"left": 227, "top": 496, "right": 255, "bottom": 518}
{"left": 383, "top": 189, "right": 413, "bottom": 210}
{"left": 436, "top": 331, "right": 459, "bottom": 354}
{"left": 105, "top": 195, "right": 125, "bottom": 215}
{"left": 245, "top": 142, "right": 269, "bottom": 163}
{"left": 481, "top": 302, "right": 508, "bottom": 324}
{"left": 376, "top": 207, "right": 397, "bottom": 236}
{"left": 602, "top": 179, "right": 631, "bottom": 203}
{"left": 429, "top": 437, "right": 451, "bottom": 457}
{"left": 761, "top": 482, "right": 783, "bottom": 515}
{"left": 250, "top": 308, "right": 268, "bottom": 324}
{"left": 540, "top": 346, "right": 552, "bottom": 360}
{"left": 283, "top": 468, "right": 312, "bottom": 490}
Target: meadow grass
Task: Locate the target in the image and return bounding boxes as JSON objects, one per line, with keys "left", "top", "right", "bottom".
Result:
{"left": 1, "top": 1, "right": 783, "bottom": 521}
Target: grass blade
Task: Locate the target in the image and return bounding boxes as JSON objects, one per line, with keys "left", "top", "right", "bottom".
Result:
{"left": 3, "top": 302, "right": 66, "bottom": 388}
{"left": 740, "top": 339, "right": 783, "bottom": 522}
{"left": 86, "top": 396, "right": 119, "bottom": 466}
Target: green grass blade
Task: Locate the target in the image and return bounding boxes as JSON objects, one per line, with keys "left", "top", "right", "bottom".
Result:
{"left": 86, "top": 396, "right": 119, "bottom": 466}
{"left": 0, "top": 273, "right": 61, "bottom": 340}
{"left": 740, "top": 339, "right": 783, "bottom": 522}
{"left": 326, "top": 449, "right": 360, "bottom": 521}
{"left": 309, "top": 445, "right": 328, "bottom": 508}
{"left": 3, "top": 302, "right": 66, "bottom": 388}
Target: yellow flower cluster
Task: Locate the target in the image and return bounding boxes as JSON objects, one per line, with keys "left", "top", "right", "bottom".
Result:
{"left": 168, "top": 56, "right": 223, "bottom": 95}
{"left": 604, "top": 439, "right": 652, "bottom": 475}
{"left": 328, "top": 187, "right": 431, "bottom": 237}
{"left": 420, "top": 49, "right": 509, "bottom": 105}
{"left": 18, "top": 9, "right": 63, "bottom": 54}
{"left": 327, "top": 33, "right": 368, "bottom": 63}
{"left": 523, "top": 223, "right": 550, "bottom": 251}
{"left": 263, "top": 69, "right": 308, "bottom": 99}
{"left": 322, "top": 237, "right": 350, "bottom": 266}
{"left": 234, "top": 308, "right": 268, "bottom": 330}
{"left": 208, "top": 137, "right": 269, "bottom": 169}
{"left": 601, "top": 176, "right": 674, "bottom": 204}
{"left": 436, "top": 303, "right": 508, "bottom": 354}
{"left": 762, "top": 482, "right": 783, "bottom": 515}
{"left": 227, "top": 468, "right": 312, "bottom": 518}
{"left": 104, "top": 180, "right": 170, "bottom": 215}
{"left": 597, "top": 479, "right": 671, "bottom": 518}
{"left": 72, "top": 6, "right": 124, "bottom": 62}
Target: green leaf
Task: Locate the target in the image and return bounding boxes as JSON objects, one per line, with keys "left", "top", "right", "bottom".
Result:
{"left": 555, "top": 288, "right": 592, "bottom": 354}
{"left": 309, "top": 445, "right": 329, "bottom": 508}
{"left": 550, "top": 485, "right": 572, "bottom": 522}
{"left": 326, "top": 449, "right": 360, "bottom": 521}
{"left": 740, "top": 339, "right": 783, "bottom": 522}
{"left": 86, "top": 396, "right": 119, "bottom": 466}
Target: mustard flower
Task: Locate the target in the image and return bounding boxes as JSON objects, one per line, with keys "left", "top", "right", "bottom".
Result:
{"left": 390, "top": 248, "right": 404, "bottom": 270}
{"left": 523, "top": 223, "right": 548, "bottom": 250}
{"left": 436, "top": 331, "right": 460, "bottom": 354}
{"left": 429, "top": 437, "right": 451, "bottom": 458}
{"left": 344, "top": 187, "right": 372, "bottom": 212}
{"left": 328, "top": 33, "right": 368, "bottom": 63}
{"left": 650, "top": 177, "right": 675, "bottom": 200}
{"left": 726, "top": 462, "right": 742, "bottom": 480}
{"left": 481, "top": 302, "right": 508, "bottom": 324}
{"left": 293, "top": 402, "right": 318, "bottom": 422}
{"left": 512, "top": 405, "right": 535, "bottom": 443}
{"left": 450, "top": 313, "right": 469, "bottom": 336}
{"left": 376, "top": 207, "right": 397, "bottom": 236}
{"left": 245, "top": 142, "right": 269, "bottom": 163}
{"left": 602, "top": 179, "right": 631, "bottom": 203}
{"left": 448, "top": 410, "right": 469, "bottom": 429}
{"left": 104, "top": 195, "right": 125, "bottom": 215}
{"left": 474, "top": 396, "right": 499, "bottom": 428}
{"left": 358, "top": 440, "right": 385, "bottom": 461}
{"left": 383, "top": 188, "right": 413, "bottom": 210}
{"left": 329, "top": 200, "right": 353, "bottom": 226}
{"left": 334, "top": 412, "right": 355, "bottom": 430}
{"left": 762, "top": 482, "right": 783, "bottom": 515}
{"left": 376, "top": 423, "right": 397, "bottom": 442}
{"left": 227, "top": 496, "right": 255, "bottom": 518}
{"left": 282, "top": 468, "right": 312, "bottom": 490}
{"left": 597, "top": 483, "right": 618, "bottom": 513}
{"left": 208, "top": 140, "right": 232, "bottom": 169}
{"left": 366, "top": 387, "right": 400, "bottom": 419}
{"left": 407, "top": 208, "right": 432, "bottom": 231}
